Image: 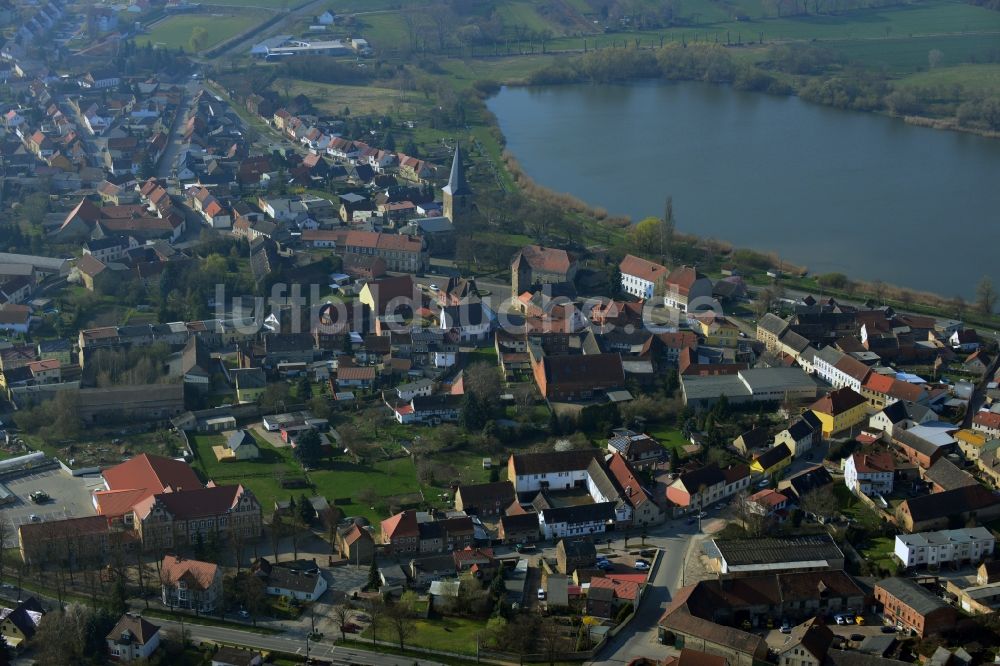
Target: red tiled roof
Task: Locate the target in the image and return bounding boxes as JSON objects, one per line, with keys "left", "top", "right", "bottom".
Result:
{"left": 160, "top": 556, "right": 218, "bottom": 591}
{"left": 590, "top": 575, "right": 640, "bottom": 601}
{"left": 619, "top": 254, "right": 667, "bottom": 283}
{"left": 102, "top": 453, "right": 203, "bottom": 508}
{"left": 515, "top": 245, "right": 573, "bottom": 275}
{"left": 665, "top": 266, "right": 705, "bottom": 296}
{"left": 134, "top": 484, "right": 246, "bottom": 520}
{"left": 975, "top": 411, "right": 1000, "bottom": 430}
{"left": 93, "top": 488, "right": 149, "bottom": 518}
{"left": 381, "top": 509, "right": 419, "bottom": 540}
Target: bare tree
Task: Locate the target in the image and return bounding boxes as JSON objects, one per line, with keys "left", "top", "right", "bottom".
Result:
{"left": 134, "top": 548, "right": 151, "bottom": 609}
{"left": 386, "top": 596, "right": 416, "bottom": 650}
{"left": 227, "top": 521, "right": 248, "bottom": 576}
{"left": 331, "top": 604, "right": 354, "bottom": 643}
{"left": 732, "top": 490, "right": 767, "bottom": 537}
{"left": 240, "top": 574, "right": 266, "bottom": 626}
{"left": 799, "top": 485, "right": 839, "bottom": 521}
{"left": 0, "top": 520, "right": 11, "bottom": 585}
{"left": 365, "top": 596, "right": 385, "bottom": 647}
{"left": 270, "top": 514, "right": 284, "bottom": 563}
{"left": 976, "top": 276, "right": 997, "bottom": 316}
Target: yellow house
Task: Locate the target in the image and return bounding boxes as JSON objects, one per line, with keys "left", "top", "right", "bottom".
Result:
{"left": 232, "top": 368, "right": 267, "bottom": 404}
{"left": 809, "top": 387, "right": 869, "bottom": 438}
{"left": 693, "top": 313, "right": 740, "bottom": 348}
{"left": 750, "top": 443, "right": 792, "bottom": 477}
{"left": 956, "top": 429, "right": 989, "bottom": 460}
{"left": 0, "top": 597, "right": 44, "bottom": 650}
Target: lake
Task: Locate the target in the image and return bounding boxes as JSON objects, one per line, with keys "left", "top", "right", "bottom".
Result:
{"left": 487, "top": 81, "right": 1000, "bottom": 298}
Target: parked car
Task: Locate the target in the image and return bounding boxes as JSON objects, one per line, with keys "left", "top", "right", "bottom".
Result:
{"left": 537, "top": 588, "right": 546, "bottom": 600}
{"left": 597, "top": 560, "right": 614, "bottom": 571}
{"left": 881, "top": 626, "right": 897, "bottom": 634}
{"left": 780, "top": 621, "right": 791, "bottom": 634}
{"left": 28, "top": 514, "right": 40, "bottom": 522}
{"left": 850, "top": 634, "right": 864, "bottom": 642}
{"left": 29, "top": 491, "right": 49, "bottom": 504}
{"left": 835, "top": 616, "right": 846, "bottom": 625}
{"left": 515, "top": 544, "right": 537, "bottom": 553}
{"left": 634, "top": 560, "right": 650, "bottom": 571}
{"left": 639, "top": 549, "right": 657, "bottom": 558}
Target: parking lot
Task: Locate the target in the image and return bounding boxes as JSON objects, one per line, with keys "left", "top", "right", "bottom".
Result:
{"left": 0, "top": 468, "right": 104, "bottom": 533}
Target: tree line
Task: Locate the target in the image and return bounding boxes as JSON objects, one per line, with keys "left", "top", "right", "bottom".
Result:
{"left": 523, "top": 43, "right": 1000, "bottom": 131}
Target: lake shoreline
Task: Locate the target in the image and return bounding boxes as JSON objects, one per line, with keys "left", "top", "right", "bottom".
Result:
{"left": 485, "top": 81, "right": 1000, "bottom": 304}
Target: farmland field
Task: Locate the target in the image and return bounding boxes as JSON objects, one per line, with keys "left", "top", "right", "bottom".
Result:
{"left": 138, "top": 12, "right": 268, "bottom": 51}
{"left": 284, "top": 81, "right": 427, "bottom": 117}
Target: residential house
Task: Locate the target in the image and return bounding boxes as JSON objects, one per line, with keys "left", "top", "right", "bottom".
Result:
{"left": 510, "top": 245, "right": 577, "bottom": 298}
{"left": 619, "top": 254, "right": 667, "bottom": 300}
{"left": 556, "top": 539, "right": 597, "bottom": 574}
{"left": 874, "top": 577, "right": 957, "bottom": 637}
{"left": 662, "top": 265, "right": 713, "bottom": 313}
{"left": 160, "top": 556, "right": 222, "bottom": 613}
{"left": 607, "top": 452, "right": 664, "bottom": 526}
{"left": 0, "top": 597, "right": 43, "bottom": 650}
{"left": 105, "top": 614, "right": 161, "bottom": 662}
{"left": 212, "top": 646, "right": 264, "bottom": 666}
{"left": 750, "top": 444, "right": 792, "bottom": 478}
{"left": 390, "top": 393, "right": 462, "bottom": 425}
{"left": 896, "top": 484, "right": 1000, "bottom": 532}
{"left": 538, "top": 502, "right": 616, "bottom": 540}
{"left": 893, "top": 527, "right": 994, "bottom": 569}
{"left": 252, "top": 558, "right": 327, "bottom": 601}
{"left": 336, "top": 522, "right": 375, "bottom": 565}
{"left": 607, "top": 429, "right": 664, "bottom": 469}
{"left": 775, "top": 619, "right": 833, "bottom": 666}
{"left": 747, "top": 488, "right": 789, "bottom": 517}
{"left": 231, "top": 368, "right": 267, "bottom": 403}
{"left": 666, "top": 463, "right": 751, "bottom": 514}
{"left": 454, "top": 481, "right": 515, "bottom": 518}
{"left": 973, "top": 411, "right": 1000, "bottom": 439}
{"left": 809, "top": 388, "right": 869, "bottom": 438}
{"left": 773, "top": 413, "right": 823, "bottom": 458}
{"left": 844, "top": 452, "right": 895, "bottom": 496}
{"left": 891, "top": 425, "right": 954, "bottom": 470}
{"left": 214, "top": 430, "right": 260, "bottom": 462}
{"left": 499, "top": 512, "right": 539, "bottom": 544}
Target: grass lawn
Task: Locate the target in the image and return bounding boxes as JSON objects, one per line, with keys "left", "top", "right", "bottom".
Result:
{"left": 138, "top": 12, "right": 267, "bottom": 51}
{"left": 285, "top": 80, "right": 428, "bottom": 117}
{"left": 647, "top": 426, "right": 690, "bottom": 456}
{"left": 825, "top": 34, "right": 1000, "bottom": 74}
{"left": 309, "top": 456, "right": 421, "bottom": 525}
{"left": 861, "top": 536, "right": 897, "bottom": 572}
{"left": 188, "top": 432, "right": 302, "bottom": 509}
{"left": 363, "top": 616, "right": 486, "bottom": 655}
{"left": 897, "top": 63, "right": 1000, "bottom": 95}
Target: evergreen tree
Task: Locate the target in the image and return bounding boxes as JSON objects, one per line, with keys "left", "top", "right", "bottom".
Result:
{"left": 296, "top": 375, "right": 312, "bottom": 400}
{"left": 299, "top": 493, "right": 316, "bottom": 525}
{"left": 367, "top": 558, "right": 381, "bottom": 590}
{"left": 294, "top": 430, "right": 323, "bottom": 468}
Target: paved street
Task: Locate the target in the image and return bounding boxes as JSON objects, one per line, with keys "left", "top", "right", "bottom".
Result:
{"left": 586, "top": 516, "right": 727, "bottom": 666}
{"left": 156, "top": 617, "right": 447, "bottom": 666}
{"left": 156, "top": 80, "right": 201, "bottom": 180}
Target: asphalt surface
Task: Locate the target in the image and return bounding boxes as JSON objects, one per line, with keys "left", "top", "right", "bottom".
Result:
{"left": 157, "top": 617, "right": 447, "bottom": 666}
{"left": 0, "top": 468, "right": 104, "bottom": 532}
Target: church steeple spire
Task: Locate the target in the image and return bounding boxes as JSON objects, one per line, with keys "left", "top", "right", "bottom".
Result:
{"left": 442, "top": 142, "right": 467, "bottom": 197}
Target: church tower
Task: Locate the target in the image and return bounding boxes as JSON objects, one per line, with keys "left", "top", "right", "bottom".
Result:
{"left": 442, "top": 142, "right": 471, "bottom": 224}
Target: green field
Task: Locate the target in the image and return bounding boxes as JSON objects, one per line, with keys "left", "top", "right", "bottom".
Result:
{"left": 309, "top": 457, "right": 422, "bottom": 525}
{"left": 285, "top": 81, "right": 426, "bottom": 117}
{"left": 363, "top": 616, "right": 486, "bottom": 655}
{"left": 138, "top": 12, "right": 267, "bottom": 51}
{"left": 825, "top": 33, "right": 1000, "bottom": 73}
{"left": 189, "top": 432, "right": 301, "bottom": 510}
{"left": 898, "top": 62, "right": 1000, "bottom": 94}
